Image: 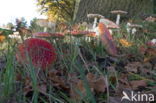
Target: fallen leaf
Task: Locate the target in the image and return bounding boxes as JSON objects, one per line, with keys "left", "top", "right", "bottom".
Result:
{"left": 130, "top": 80, "right": 147, "bottom": 90}
{"left": 87, "top": 73, "right": 106, "bottom": 93}
{"left": 24, "top": 77, "right": 47, "bottom": 96}
{"left": 48, "top": 69, "right": 69, "bottom": 90}
{"left": 144, "top": 48, "right": 156, "bottom": 57}
{"left": 70, "top": 79, "right": 86, "bottom": 100}
{"left": 124, "top": 62, "right": 142, "bottom": 73}
{"left": 138, "top": 63, "right": 152, "bottom": 76}
{"left": 69, "top": 73, "right": 106, "bottom": 100}
{"left": 37, "top": 83, "right": 47, "bottom": 95}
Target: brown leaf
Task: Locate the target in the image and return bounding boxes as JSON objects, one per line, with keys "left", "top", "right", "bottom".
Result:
{"left": 48, "top": 70, "right": 69, "bottom": 90}
{"left": 94, "top": 77, "right": 106, "bottom": 92}
{"left": 24, "top": 77, "right": 32, "bottom": 95}
{"left": 69, "top": 73, "right": 106, "bottom": 100}
{"left": 119, "top": 74, "right": 130, "bottom": 86}
{"left": 116, "top": 74, "right": 132, "bottom": 94}
{"left": 70, "top": 79, "right": 86, "bottom": 100}
{"left": 87, "top": 73, "right": 106, "bottom": 93}
{"left": 16, "top": 73, "right": 23, "bottom": 81}
{"left": 109, "top": 76, "right": 117, "bottom": 85}
{"left": 37, "top": 83, "right": 47, "bottom": 95}
{"left": 125, "top": 62, "right": 142, "bottom": 73}
{"left": 23, "top": 77, "right": 47, "bottom": 96}
{"left": 130, "top": 80, "right": 147, "bottom": 90}
{"left": 138, "top": 63, "right": 153, "bottom": 76}
{"left": 145, "top": 48, "right": 156, "bottom": 57}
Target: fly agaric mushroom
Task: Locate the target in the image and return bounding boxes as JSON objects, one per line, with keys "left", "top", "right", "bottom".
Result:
{"left": 111, "top": 10, "right": 127, "bottom": 25}
{"left": 146, "top": 39, "right": 156, "bottom": 47}
{"left": 16, "top": 38, "right": 56, "bottom": 70}
{"left": 98, "top": 22, "right": 118, "bottom": 56}
{"left": 36, "top": 19, "right": 56, "bottom": 32}
{"left": 33, "top": 32, "right": 64, "bottom": 39}
{"left": 33, "top": 32, "right": 51, "bottom": 38}
{"left": 33, "top": 32, "right": 64, "bottom": 44}
{"left": 70, "top": 30, "right": 90, "bottom": 37}
{"left": 99, "top": 18, "right": 120, "bottom": 35}
{"left": 87, "top": 14, "right": 104, "bottom": 30}
{"left": 86, "top": 32, "right": 96, "bottom": 37}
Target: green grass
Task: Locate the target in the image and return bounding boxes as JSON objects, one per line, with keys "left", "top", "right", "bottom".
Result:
{"left": 0, "top": 21, "right": 156, "bottom": 103}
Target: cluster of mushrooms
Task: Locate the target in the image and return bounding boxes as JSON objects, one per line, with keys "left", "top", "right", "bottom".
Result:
{"left": 16, "top": 10, "right": 156, "bottom": 70}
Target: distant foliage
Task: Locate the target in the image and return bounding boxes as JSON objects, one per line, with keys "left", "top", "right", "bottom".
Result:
{"left": 37, "top": 0, "right": 76, "bottom": 22}
{"left": 29, "top": 18, "right": 44, "bottom": 33}
{"left": 15, "top": 17, "right": 27, "bottom": 31}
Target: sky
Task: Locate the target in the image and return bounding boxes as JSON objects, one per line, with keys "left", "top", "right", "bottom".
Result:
{"left": 0, "top": 0, "right": 46, "bottom": 26}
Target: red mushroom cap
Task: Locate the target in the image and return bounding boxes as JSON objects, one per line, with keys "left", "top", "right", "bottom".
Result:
{"left": 70, "top": 30, "right": 90, "bottom": 37}
{"left": 100, "top": 18, "right": 120, "bottom": 29}
{"left": 16, "top": 38, "right": 56, "bottom": 69}
{"left": 33, "top": 32, "right": 51, "bottom": 37}
{"left": 86, "top": 32, "right": 96, "bottom": 37}
{"left": 50, "top": 33, "right": 65, "bottom": 38}
{"left": 98, "top": 22, "right": 118, "bottom": 56}
{"left": 33, "top": 32, "right": 64, "bottom": 38}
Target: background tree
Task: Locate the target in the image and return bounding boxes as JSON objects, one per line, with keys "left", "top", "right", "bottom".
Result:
{"left": 6, "top": 23, "right": 14, "bottom": 30}
{"left": 154, "top": 0, "right": 156, "bottom": 14}
{"left": 75, "top": 0, "right": 154, "bottom": 22}
{"left": 37, "top": 0, "right": 76, "bottom": 22}
{"left": 29, "top": 18, "right": 44, "bottom": 33}
{"left": 15, "top": 17, "right": 27, "bottom": 31}
{"left": 37, "top": 0, "right": 154, "bottom": 23}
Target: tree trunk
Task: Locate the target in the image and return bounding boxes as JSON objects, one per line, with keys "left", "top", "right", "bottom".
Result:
{"left": 154, "top": 0, "right": 156, "bottom": 14}
{"left": 75, "top": 0, "right": 153, "bottom": 22}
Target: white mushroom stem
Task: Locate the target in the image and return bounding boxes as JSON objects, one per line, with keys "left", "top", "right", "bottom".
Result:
{"left": 132, "top": 28, "right": 137, "bottom": 34}
{"left": 116, "top": 14, "right": 121, "bottom": 25}
{"left": 43, "top": 27, "right": 47, "bottom": 32}
{"left": 93, "top": 17, "right": 98, "bottom": 29}
{"left": 109, "top": 29, "right": 113, "bottom": 35}
{"left": 126, "top": 22, "right": 131, "bottom": 33}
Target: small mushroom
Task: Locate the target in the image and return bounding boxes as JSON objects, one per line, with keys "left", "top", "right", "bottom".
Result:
{"left": 36, "top": 19, "right": 56, "bottom": 32}
{"left": 87, "top": 14, "right": 104, "bottom": 29}
{"left": 111, "top": 10, "right": 127, "bottom": 25}
{"left": 145, "top": 16, "right": 156, "bottom": 22}
{"left": 146, "top": 39, "right": 156, "bottom": 46}
{"left": 127, "top": 24, "right": 143, "bottom": 34}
